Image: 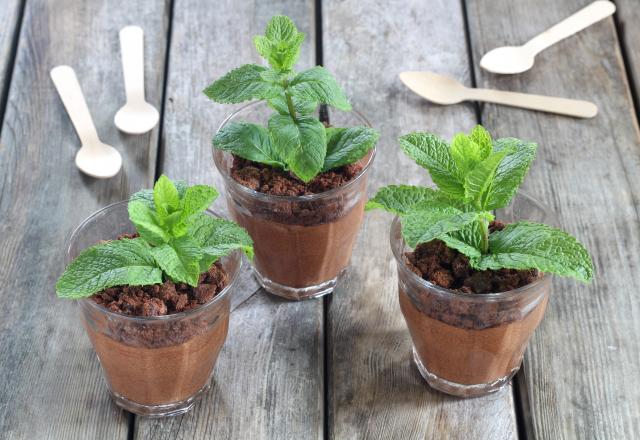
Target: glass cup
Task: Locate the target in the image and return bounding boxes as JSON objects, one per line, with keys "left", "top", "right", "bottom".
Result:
{"left": 213, "top": 102, "right": 375, "bottom": 300}
{"left": 391, "top": 192, "right": 553, "bottom": 397}
{"left": 67, "top": 201, "right": 241, "bottom": 417}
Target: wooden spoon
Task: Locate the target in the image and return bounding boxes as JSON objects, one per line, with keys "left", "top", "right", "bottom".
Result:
{"left": 50, "top": 66, "right": 123, "bottom": 178}
{"left": 114, "top": 26, "right": 159, "bottom": 134}
{"left": 399, "top": 71, "right": 597, "bottom": 118}
{"left": 480, "top": 1, "right": 616, "bottom": 74}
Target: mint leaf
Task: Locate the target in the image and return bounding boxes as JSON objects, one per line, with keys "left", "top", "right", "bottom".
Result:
{"left": 399, "top": 132, "right": 464, "bottom": 199}
{"left": 254, "top": 16, "right": 305, "bottom": 71}
{"left": 182, "top": 185, "right": 218, "bottom": 219}
{"left": 268, "top": 93, "right": 318, "bottom": 116}
{"left": 484, "top": 138, "right": 537, "bottom": 210}
{"left": 150, "top": 236, "right": 204, "bottom": 287}
{"left": 366, "top": 185, "right": 453, "bottom": 215}
{"left": 130, "top": 180, "right": 188, "bottom": 210}
{"left": 450, "top": 133, "right": 485, "bottom": 178}
{"left": 153, "top": 175, "right": 181, "bottom": 218}
{"left": 128, "top": 200, "right": 170, "bottom": 245}
{"left": 289, "top": 66, "right": 351, "bottom": 111}
{"left": 213, "top": 122, "right": 285, "bottom": 167}
{"left": 476, "top": 222, "right": 594, "bottom": 282}
{"left": 441, "top": 234, "right": 482, "bottom": 261}
{"left": 189, "top": 214, "right": 254, "bottom": 271}
{"left": 56, "top": 238, "right": 162, "bottom": 299}
{"left": 469, "top": 125, "right": 492, "bottom": 158}
{"left": 203, "top": 64, "right": 281, "bottom": 103}
{"left": 268, "top": 114, "right": 326, "bottom": 182}
{"left": 401, "top": 207, "right": 493, "bottom": 248}
{"left": 464, "top": 149, "right": 510, "bottom": 207}
{"left": 322, "top": 126, "right": 378, "bottom": 171}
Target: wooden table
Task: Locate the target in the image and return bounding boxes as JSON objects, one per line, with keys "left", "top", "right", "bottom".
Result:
{"left": 1, "top": 0, "right": 638, "bottom": 438}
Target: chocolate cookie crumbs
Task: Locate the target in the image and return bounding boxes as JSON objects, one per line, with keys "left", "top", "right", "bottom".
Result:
{"left": 92, "top": 261, "right": 228, "bottom": 317}
{"left": 230, "top": 156, "right": 363, "bottom": 196}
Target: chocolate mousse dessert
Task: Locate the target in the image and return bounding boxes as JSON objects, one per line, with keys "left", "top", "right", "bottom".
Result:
{"left": 399, "top": 234, "right": 550, "bottom": 390}
{"left": 226, "top": 155, "right": 369, "bottom": 289}
{"left": 206, "top": 16, "right": 379, "bottom": 299}
{"left": 57, "top": 177, "right": 252, "bottom": 415}
{"left": 81, "top": 262, "right": 231, "bottom": 408}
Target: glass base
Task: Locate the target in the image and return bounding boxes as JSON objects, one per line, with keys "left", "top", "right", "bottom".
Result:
{"left": 109, "top": 383, "right": 210, "bottom": 417}
{"left": 252, "top": 266, "right": 345, "bottom": 301}
{"left": 412, "top": 347, "right": 517, "bottom": 398}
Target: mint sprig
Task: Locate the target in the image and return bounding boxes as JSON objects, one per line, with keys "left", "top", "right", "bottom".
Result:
{"left": 367, "top": 125, "right": 594, "bottom": 283}
{"left": 56, "top": 176, "right": 254, "bottom": 299}
{"left": 205, "top": 15, "right": 378, "bottom": 183}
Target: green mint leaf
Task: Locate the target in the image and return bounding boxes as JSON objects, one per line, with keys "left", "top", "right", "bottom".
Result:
{"left": 366, "top": 185, "right": 454, "bottom": 215}
{"left": 189, "top": 214, "right": 254, "bottom": 270}
{"left": 469, "top": 125, "right": 492, "bottom": 158}
{"left": 150, "top": 236, "right": 204, "bottom": 287}
{"left": 475, "top": 222, "right": 594, "bottom": 282}
{"left": 441, "top": 234, "right": 482, "bottom": 261}
{"left": 322, "top": 126, "right": 378, "bottom": 171}
{"left": 254, "top": 16, "right": 305, "bottom": 71}
{"left": 203, "top": 64, "right": 282, "bottom": 104}
{"left": 182, "top": 185, "right": 218, "bottom": 219}
{"left": 289, "top": 66, "right": 351, "bottom": 111}
{"left": 268, "top": 114, "right": 326, "bottom": 182}
{"left": 268, "top": 93, "right": 318, "bottom": 116}
{"left": 56, "top": 238, "right": 162, "bottom": 299}
{"left": 213, "top": 122, "right": 286, "bottom": 167}
{"left": 464, "top": 149, "right": 510, "bottom": 207}
{"left": 401, "top": 206, "right": 493, "bottom": 248}
{"left": 450, "top": 133, "right": 485, "bottom": 178}
{"left": 128, "top": 200, "right": 171, "bottom": 245}
{"left": 130, "top": 180, "right": 188, "bottom": 210}
{"left": 484, "top": 137, "right": 537, "bottom": 210}
{"left": 399, "top": 132, "right": 464, "bottom": 199}
{"left": 153, "top": 175, "right": 181, "bottom": 219}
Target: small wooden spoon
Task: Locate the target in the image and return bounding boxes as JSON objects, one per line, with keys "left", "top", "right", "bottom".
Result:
{"left": 50, "top": 66, "right": 123, "bottom": 178}
{"left": 480, "top": 1, "right": 616, "bottom": 74}
{"left": 399, "top": 71, "right": 597, "bottom": 118}
{"left": 114, "top": 26, "right": 159, "bottom": 134}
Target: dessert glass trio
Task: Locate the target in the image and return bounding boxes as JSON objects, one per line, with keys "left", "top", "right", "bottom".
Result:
{"left": 56, "top": 16, "right": 594, "bottom": 416}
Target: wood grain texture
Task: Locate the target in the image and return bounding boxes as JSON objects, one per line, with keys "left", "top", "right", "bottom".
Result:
{"left": 323, "top": 0, "right": 517, "bottom": 438}
{"left": 0, "top": 0, "right": 169, "bottom": 438}
{"left": 135, "top": 1, "right": 323, "bottom": 438}
{"left": 0, "top": 0, "right": 22, "bottom": 118}
{"left": 466, "top": 0, "right": 640, "bottom": 438}
{"left": 615, "top": 0, "right": 640, "bottom": 113}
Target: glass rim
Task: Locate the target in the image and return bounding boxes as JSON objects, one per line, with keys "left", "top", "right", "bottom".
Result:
{"left": 390, "top": 191, "right": 553, "bottom": 301}
{"left": 212, "top": 101, "right": 377, "bottom": 202}
{"left": 67, "top": 200, "right": 242, "bottom": 322}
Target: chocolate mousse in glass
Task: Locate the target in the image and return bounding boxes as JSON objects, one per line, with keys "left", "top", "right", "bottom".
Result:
{"left": 391, "top": 193, "right": 553, "bottom": 397}
{"left": 214, "top": 102, "right": 375, "bottom": 300}
{"left": 67, "top": 201, "right": 241, "bottom": 416}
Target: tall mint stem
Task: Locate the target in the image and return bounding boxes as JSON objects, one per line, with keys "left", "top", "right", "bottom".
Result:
{"left": 282, "top": 79, "right": 297, "bottom": 122}
{"left": 480, "top": 219, "right": 490, "bottom": 254}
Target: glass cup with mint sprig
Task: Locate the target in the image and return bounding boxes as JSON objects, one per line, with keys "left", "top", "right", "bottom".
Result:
{"left": 57, "top": 176, "right": 253, "bottom": 416}
{"left": 367, "top": 126, "right": 594, "bottom": 397}
{"left": 205, "top": 16, "right": 379, "bottom": 300}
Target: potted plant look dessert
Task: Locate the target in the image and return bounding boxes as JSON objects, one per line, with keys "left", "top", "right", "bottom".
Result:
{"left": 56, "top": 176, "right": 253, "bottom": 416}
{"left": 204, "top": 15, "right": 379, "bottom": 300}
{"left": 367, "top": 126, "right": 594, "bottom": 397}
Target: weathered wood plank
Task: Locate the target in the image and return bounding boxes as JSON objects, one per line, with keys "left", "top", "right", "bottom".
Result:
{"left": 135, "top": 1, "right": 323, "bottom": 438}
{"left": 0, "top": 0, "right": 169, "bottom": 438}
{"left": 615, "top": 0, "right": 640, "bottom": 113}
{"left": 466, "top": 0, "right": 640, "bottom": 438}
{"left": 323, "top": 0, "right": 518, "bottom": 438}
{"left": 0, "top": 0, "right": 22, "bottom": 118}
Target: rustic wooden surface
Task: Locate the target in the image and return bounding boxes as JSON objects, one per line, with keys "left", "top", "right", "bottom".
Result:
{"left": 0, "top": 0, "right": 638, "bottom": 439}
{"left": 0, "top": 0, "right": 168, "bottom": 438}
{"left": 466, "top": 0, "right": 640, "bottom": 438}
{"left": 323, "top": 0, "right": 518, "bottom": 439}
